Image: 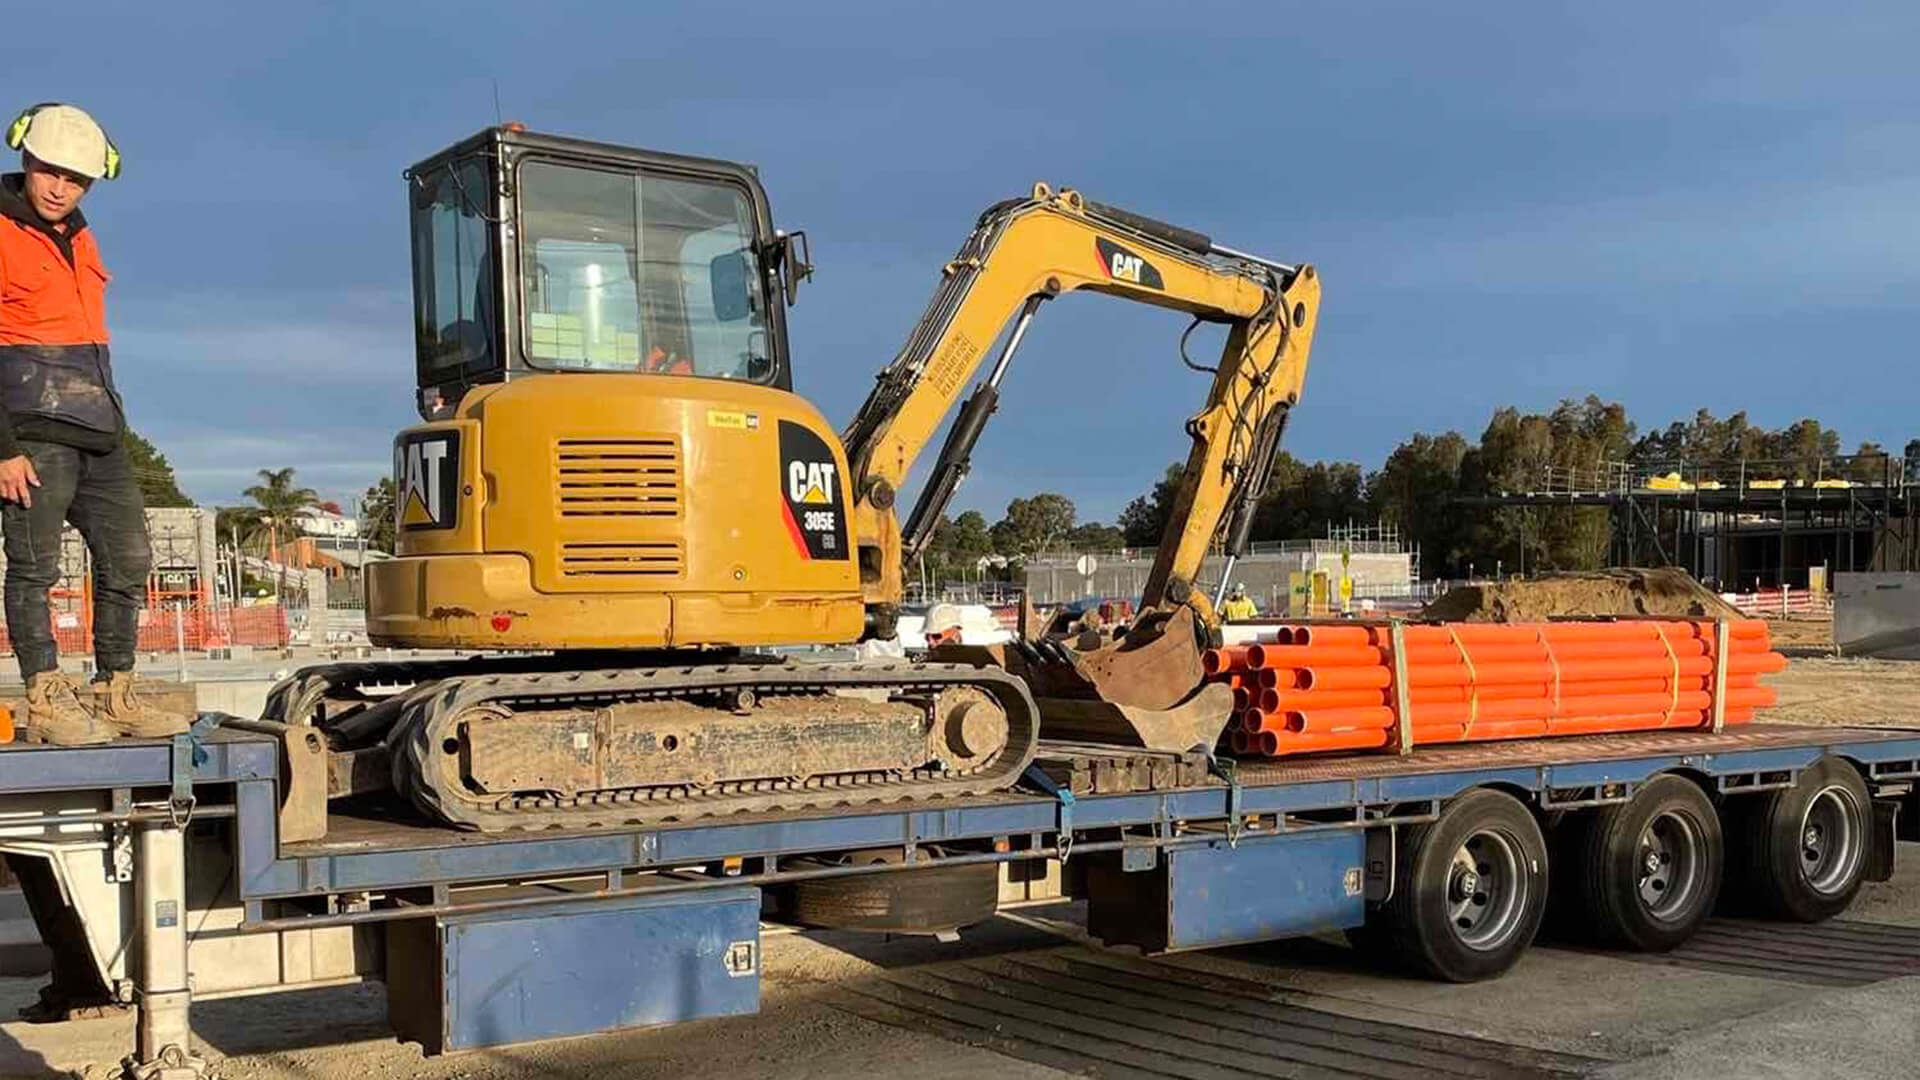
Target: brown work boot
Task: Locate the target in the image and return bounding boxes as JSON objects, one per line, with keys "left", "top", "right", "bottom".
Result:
{"left": 92, "top": 671, "right": 190, "bottom": 738}
{"left": 20, "top": 672, "right": 112, "bottom": 746}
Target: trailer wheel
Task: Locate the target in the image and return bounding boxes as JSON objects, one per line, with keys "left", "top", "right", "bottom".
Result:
{"left": 1384, "top": 789, "right": 1548, "bottom": 982}
{"left": 1567, "top": 775, "right": 1722, "bottom": 951}
{"left": 1731, "top": 756, "right": 1870, "bottom": 923}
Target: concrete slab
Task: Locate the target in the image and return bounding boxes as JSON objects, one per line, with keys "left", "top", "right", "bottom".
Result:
{"left": 1598, "top": 975, "right": 1920, "bottom": 1080}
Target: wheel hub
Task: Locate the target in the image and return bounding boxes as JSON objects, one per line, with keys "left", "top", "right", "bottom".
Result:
{"left": 1446, "top": 830, "right": 1527, "bottom": 951}
{"left": 1634, "top": 810, "right": 1705, "bottom": 919}
{"left": 1452, "top": 869, "right": 1480, "bottom": 900}
{"left": 1799, "top": 786, "right": 1864, "bottom": 896}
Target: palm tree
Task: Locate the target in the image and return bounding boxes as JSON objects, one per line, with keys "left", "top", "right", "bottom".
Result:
{"left": 242, "top": 468, "right": 320, "bottom": 598}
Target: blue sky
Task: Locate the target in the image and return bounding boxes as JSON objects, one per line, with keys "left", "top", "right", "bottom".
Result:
{"left": 14, "top": 2, "right": 1913, "bottom": 520}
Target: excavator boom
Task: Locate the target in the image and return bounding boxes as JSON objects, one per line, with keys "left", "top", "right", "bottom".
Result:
{"left": 841, "top": 182, "right": 1317, "bottom": 625}
{"left": 839, "top": 183, "right": 1320, "bottom": 747}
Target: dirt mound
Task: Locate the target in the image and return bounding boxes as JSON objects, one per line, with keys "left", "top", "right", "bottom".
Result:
{"left": 1420, "top": 568, "right": 1743, "bottom": 623}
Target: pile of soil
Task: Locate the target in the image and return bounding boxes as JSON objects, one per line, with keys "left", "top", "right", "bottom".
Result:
{"left": 1419, "top": 568, "right": 1744, "bottom": 623}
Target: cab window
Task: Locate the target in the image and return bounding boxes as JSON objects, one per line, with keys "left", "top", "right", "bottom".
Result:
{"left": 517, "top": 161, "right": 772, "bottom": 381}
{"left": 410, "top": 157, "right": 498, "bottom": 379}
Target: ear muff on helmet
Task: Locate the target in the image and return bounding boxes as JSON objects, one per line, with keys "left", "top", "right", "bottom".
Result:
{"left": 4, "top": 103, "right": 56, "bottom": 152}
{"left": 6, "top": 102, "right": 121, "bottom": 180}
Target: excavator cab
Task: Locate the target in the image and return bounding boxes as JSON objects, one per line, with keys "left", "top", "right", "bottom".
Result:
{"left": 404, "top": 126, "right": 809, "bottom": 415}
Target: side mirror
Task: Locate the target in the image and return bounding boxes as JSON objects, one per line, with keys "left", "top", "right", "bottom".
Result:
{"left": 708, "top": 251, "right": 753, "bottom": 322}
{"left": 778, "top": 230, "right": 813, "bottom": 306}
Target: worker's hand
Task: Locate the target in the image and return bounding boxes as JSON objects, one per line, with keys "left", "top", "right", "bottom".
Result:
{"left": 0, "top": 455, "right": 40, "bottom": 508}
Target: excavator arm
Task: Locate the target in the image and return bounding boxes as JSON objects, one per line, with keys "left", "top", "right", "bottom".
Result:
{"left": 842, "top": 182, "right": 1321, "bottom": 638}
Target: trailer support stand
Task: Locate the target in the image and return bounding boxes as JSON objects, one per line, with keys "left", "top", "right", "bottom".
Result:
{"left": 122, "top": 821, "right": 206, "bottom": 1080}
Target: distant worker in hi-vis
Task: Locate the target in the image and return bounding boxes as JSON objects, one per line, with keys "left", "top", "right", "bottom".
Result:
{"left": 0, "top": 103, "right": 187, "bottom": 744}
{"left": 1222, "top": 583, "right": 1258, "bottom": 620}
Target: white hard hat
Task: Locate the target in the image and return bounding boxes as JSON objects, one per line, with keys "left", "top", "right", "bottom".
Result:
{"left": 8, "top": 104, "right": 120, "bottom": 180}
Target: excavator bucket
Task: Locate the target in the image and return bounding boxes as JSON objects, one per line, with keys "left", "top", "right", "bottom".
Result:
{"left": 934, "top": 605, "right": 1232, "bottom": 753}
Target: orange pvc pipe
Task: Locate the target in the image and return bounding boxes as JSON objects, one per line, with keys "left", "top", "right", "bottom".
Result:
{"left": 1252, "top": 636, "right": 1766, "bottom": 672}
{"left": 1287, "top": 687, "right": 1776, "bottom": 734}
{"left": 1260, "top": 706, "right": 1764, "bottom": 757}
{"left": 1259, "top": 728, "right": 1392, "bottom": 755}
{"left": 1231, "top": 685, "right": 1254, "bottom": 713}
{"left": 1202, "top": 645, "right": 1257, "bottom": 675}
{"left": 1285, "top": 707, "right": 1396, "bottom": 733}
{"left": 1244, "top": 710, "right": 1290, "bottom": 735}
{"left": 1271, "top": 688, "right": 1397, "bottom": 710}
{"left": 1267, "top": 673, "right": 1760, "bottom": 714}
{"left": 1297, "top": 650, "right": 1785, "bottom": 692}
{"left": 1409, "top": 708, "right": 1758, "bottom": 743}
{"left": 1290, "top": 619, "right": 1767, "bottom": 649}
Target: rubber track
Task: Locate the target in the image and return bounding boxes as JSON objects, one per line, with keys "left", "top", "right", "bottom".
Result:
{"left": 261, "top": 655, "right": 600, "bottom": 743}
{"left": 395, "top": 661, "right": 1041, "bottom": 831}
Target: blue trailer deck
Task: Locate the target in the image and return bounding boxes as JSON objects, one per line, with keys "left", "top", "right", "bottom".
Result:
{"left": 1, "top": 722, "right": 1914, "bottom": 913}
{"left": 0, "top": 721, "right": 1915, "bottom": 1068}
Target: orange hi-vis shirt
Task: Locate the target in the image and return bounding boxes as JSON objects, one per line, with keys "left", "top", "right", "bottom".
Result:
{"left": 0, "top": 173, "right": 123, "bottom": 454}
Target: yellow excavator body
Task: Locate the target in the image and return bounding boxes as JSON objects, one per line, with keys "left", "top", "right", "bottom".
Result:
{"left": 367, "top": 373, "right": 865, "bottom": 650}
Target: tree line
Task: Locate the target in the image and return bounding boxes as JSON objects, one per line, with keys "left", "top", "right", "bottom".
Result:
{"left": 1108, "top": 398, "right": 1913, "bottom": 579}
{"left": 922, "top": 399, "right": 1911, "bottom": 583}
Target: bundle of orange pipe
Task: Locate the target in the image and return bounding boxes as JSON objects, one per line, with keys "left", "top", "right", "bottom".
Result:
{"left": 1203, "top": 619, "right": 1784, "bottom": 759}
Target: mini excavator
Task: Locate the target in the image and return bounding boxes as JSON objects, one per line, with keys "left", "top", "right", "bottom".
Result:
{"left": 262, "top": 126, "right": 1319, "bottom": 831}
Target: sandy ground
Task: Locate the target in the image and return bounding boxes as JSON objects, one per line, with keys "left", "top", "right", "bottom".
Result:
{"left": 1762, "top": 654, "right": 1920, "bottom": 727}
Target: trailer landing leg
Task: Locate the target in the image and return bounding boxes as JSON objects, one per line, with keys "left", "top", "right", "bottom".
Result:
{"left": 122, "top": 821, "right": 205, "bottom": 1080}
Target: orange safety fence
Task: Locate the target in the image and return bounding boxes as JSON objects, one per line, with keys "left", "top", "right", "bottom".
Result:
{"left": 1, "top": 601, "right": 291, "bottom": 656}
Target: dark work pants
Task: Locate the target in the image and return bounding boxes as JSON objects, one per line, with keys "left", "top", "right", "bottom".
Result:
{"left": 1, "top": 439, "right": 150, "bottom": 678}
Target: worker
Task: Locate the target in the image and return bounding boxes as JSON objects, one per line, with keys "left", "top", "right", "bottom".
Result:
{"left": 1222, "top": 583, "right": 1259, "bottom": 621}
{"left": 0, "top": 103, "right": 186, "bottom": 744}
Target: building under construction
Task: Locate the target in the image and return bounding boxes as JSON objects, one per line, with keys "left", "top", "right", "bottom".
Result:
{"left": 1460, "top": 453, "right": 1917, "bottom": 590}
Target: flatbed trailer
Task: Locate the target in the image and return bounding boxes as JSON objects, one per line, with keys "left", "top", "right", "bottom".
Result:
{"left": 0, "top": 722, "right": 1915, "bottom": 1076}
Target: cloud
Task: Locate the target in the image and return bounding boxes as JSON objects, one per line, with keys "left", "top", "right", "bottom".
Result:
{"left": 113, "top": 288, "right": 411, "bottom": 384}
{"left": 157, "top": 431, "right": 392, "bottom": 508}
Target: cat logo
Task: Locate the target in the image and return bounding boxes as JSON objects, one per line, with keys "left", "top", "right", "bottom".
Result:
{"left": 788, "top": 460, "right": 836, "bottom": 505}
{"left": 777, "top": 421, "right": 849, "bottom": 561}
{"left": 395, "top": 431, "right": 460, "bottom": 531}
{"left": 1095, "top": 237, "right": 1164, "bottom": 290}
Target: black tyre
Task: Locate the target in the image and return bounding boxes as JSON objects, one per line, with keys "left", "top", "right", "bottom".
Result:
{"left": 1567, "top": 775, "right": 1723, "bottom": 951}
{"left": 1730, "top": 756, "right": 1871, "bottom": 923}
{"left": 1382, "top": 789, "right": 1549, "bottom": 982}
{"left": 776, "top": 849, "right": 998, "bottom": 934}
